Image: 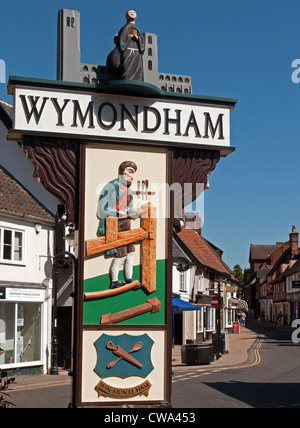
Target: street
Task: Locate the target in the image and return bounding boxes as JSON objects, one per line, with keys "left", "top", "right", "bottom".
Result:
{"left": 7, "top": 321, "right": 300, "bottom": 409}
{"left": 172, "top": 321, "right": 300, "bottom": 408}
{"left": 7, "top": 383, "right": 71, "bottom": 409}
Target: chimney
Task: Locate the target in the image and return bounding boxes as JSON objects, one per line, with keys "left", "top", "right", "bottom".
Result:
{"left": 185, "top": 212, "right": 202, "bottom": 235}
{"left": 290, "top": 225, "right": 299, "bottom": 256}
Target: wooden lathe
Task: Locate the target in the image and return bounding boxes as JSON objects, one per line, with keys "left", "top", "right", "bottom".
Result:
{"left": 84, "top": 202, "right": 157, "bottom": 300}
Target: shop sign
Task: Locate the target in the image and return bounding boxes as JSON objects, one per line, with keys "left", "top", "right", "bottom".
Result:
{"left": 292, "top": 280, "right": 300, "bottom": 289}
{"left": 5, "top": 288, "right": 45, "bottom": 302}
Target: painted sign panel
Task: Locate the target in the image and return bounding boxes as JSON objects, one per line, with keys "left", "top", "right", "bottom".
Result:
{"left": 94, "top": 333, "right": 154, "bottom": 379}
{"left": 82, "top": 330, "right": 166, "bottom": 403}
{"left": 83, "top": 144, "right": 167, "bottom": 327}
{"left": 81, "top": 143, "right": 168, "bottom": 403}
{"left": 13, "top": 86, "right": 230, "bottom": 148}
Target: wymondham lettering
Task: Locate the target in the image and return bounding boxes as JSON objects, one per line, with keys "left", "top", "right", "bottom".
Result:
{"left": 18, "top": 94, "right": 225, "bottom": 140}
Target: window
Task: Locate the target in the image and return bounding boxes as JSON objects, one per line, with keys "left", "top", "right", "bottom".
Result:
{"left": 197, "top": 307, "right": 215, "bottom": 332}
{"left": 0, "top": 227, "right": 25, "bottom": 264}
{"left": 66, "top": 16, "right": 75, "bottom": 28}
{"left": 179, "top": 271, "right": 187, "bottom": 292}
{"left": 198, "top": 275, "right": 204, "bottom": 292}
{"left": 196, "top": 308, "right": 203, "bottom": 332}
{"left": 226, "top": 308, "right": 233, "bottom": 328}
{"left": 0, "top": 302, "right": 42, "bottom": 365}
{"left": 206, "top": 307, "right": 215, "bottom": 331}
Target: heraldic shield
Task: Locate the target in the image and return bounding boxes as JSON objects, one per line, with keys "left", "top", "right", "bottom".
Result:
{"left": 94, "top": 333, "right": 154, "bottom": 379}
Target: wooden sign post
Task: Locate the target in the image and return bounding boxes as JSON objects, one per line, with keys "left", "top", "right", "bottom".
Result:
{"left": 7, "top": 8, "right": 237, "bottom": 409}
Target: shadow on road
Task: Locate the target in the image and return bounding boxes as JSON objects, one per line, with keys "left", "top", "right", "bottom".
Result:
{"left": 202, "top": 320, "right": 300, "bottom": 408}
{"left": 246, "top": 319, "right": 294, "bottom": 341}
{"left": 202, "top": 380, "right": 300, "bottom": 408}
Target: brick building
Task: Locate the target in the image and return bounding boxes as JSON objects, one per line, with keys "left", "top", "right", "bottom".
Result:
{"left": 244, "top": 226, "right": 299, "bottom": 322}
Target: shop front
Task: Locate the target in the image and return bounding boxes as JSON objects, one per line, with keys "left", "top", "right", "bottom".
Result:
{"left": 0, "top": 283, "right": 50, "bottom": 375}
{"left": 274, "top": 301, "right": 290, "bottom": 325}
{"left": 196, "top": 295, "right": 216, "bottom": 342}
{"left": 287, "top": 292, "right": 300, "bottom": 324}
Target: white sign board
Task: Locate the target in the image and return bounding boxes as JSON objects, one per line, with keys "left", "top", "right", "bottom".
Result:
{"left": 13, "top": 86, "right": 231, "bottom": 148}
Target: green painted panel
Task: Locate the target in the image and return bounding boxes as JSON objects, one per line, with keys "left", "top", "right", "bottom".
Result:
{"left": 83, "top": 260, "right": 166, "bottom": 325}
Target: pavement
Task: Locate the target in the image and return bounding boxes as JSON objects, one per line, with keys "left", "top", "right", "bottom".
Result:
{"left": 8, "top": 370, "right": 71, "bottom": 391}
{"left": 6, "top": 324, "right": 261, "bottom": 393}
{"left": 172, "top": 325, "right": 260, "bottom": 373}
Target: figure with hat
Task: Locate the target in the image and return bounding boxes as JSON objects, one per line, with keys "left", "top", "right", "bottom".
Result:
{"left": 97, "top": 161, "right": 144, "bottom": 289}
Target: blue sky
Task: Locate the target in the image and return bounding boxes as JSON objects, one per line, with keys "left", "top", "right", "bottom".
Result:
{"left": 1, "top": 0, "right": 299, "bottom": 271}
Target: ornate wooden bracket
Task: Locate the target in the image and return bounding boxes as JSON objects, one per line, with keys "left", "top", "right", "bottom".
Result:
{"left": 22, "top": 136, "right": 79, "bottom": 225}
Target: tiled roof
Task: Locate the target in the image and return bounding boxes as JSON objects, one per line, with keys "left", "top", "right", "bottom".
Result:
{"left": 0, "top": 99, "right": 13, "bottom": 129}
{"left": 174, "top": 227, "right": 233, "bottom": 277}
{"left": 0, "top": 165, "right": 54, "bottom": 224}
{"left": 249, "top": 244, "right": 282, "bottom": 261}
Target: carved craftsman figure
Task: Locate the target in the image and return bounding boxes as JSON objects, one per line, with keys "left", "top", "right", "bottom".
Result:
{"left": 107, "top": 10, "right": 145, "bottom": 81}
{"left": 97, "top": 161, "right": 143, "bottom": 289}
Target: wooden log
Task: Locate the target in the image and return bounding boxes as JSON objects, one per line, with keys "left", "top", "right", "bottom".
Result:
{"left": 86, "top": 228, "right": 148, "bottom": 257}
{"left": 141, "top": 204, "right": 157, "bottom": 293}
{"left": 101, "top": 297, "right": 161, "bottom": 325}
{"left": 107, "top": 344, "right": 143, "bottom": 369}
{"left": 83, "top": 280, "right": 140, "bottom": 300}
{"left": 105, "top": 217, "right": 118, "bottom": 244}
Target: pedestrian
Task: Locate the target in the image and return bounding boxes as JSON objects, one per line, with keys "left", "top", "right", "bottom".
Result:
{"left": 277, "top": 311, "right": 284, "bottom": 325}
{"left": 240, "top": 311, "right": 246, "bottom": 327}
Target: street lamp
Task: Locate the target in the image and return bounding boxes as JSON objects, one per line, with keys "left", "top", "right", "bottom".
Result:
{"left": 63, "top": 224, "right": 76, "bottom": 249}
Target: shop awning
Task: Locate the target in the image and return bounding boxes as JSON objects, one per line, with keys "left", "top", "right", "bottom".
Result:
{"left": 172, "top": 297, "right": 201, "bottom": 311}
{"left": 228, "top": 298, "right": 248, "bottom": 311}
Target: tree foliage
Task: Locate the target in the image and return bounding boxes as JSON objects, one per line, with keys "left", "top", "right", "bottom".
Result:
{"left": 233, "top": 264, "right": 244, "bottom": 283}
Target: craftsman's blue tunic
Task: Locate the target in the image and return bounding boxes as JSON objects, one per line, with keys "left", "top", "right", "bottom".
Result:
{"left": 97, "top": 177, "right": 135, "bottom": 255}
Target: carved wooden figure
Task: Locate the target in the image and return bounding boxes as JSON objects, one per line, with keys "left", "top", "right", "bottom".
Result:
{"left": 85, "top": 202, "right": 157, "bottom": 299}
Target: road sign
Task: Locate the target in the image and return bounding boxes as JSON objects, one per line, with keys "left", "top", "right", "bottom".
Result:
{"left": 211, "top": 296, "right": 223, "bottom": 309}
